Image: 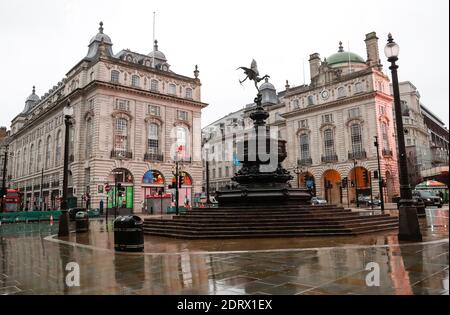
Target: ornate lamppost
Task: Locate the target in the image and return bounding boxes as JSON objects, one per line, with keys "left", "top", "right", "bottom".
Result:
{"left": 385, "top": 33, "right": 422, "bottom": 241}
{"left": 58, "top": 100, "right": 73, "bottom": 237}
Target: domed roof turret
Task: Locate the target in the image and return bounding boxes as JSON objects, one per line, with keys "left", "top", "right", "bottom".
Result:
{"left": 86, "top": 22, "right": 114, "bottom": 58}
{"left": 88, "top": 21, "right": 112, "bottom": 45}
{"left": 148, "top": 40, "right": 167, "bottom": 61}
{"left": 327, "top": 42, "right": 366, "bottom": 67}
{"left": 260, "top": 77, "right": 275, "bottom": 91}
{"left": 22, "top": 86, "right": 40, "bottom": 114}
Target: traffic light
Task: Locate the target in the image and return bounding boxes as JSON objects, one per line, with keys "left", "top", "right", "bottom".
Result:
{"left": 381, "top": 178, "right": 387, "bottom": 187}
{"left": 362, "top": 170, "right": 368, "bottom": 185}
{"left": 342, "top": 177, "right": 348, "bottom": 188}
{"left": 178, "top": 175, "right": 184, "bottom": 188}
{"left": 373, "top": 170, "right": 379, "bottom": 179}
{"left": 117, "top": 183, "right": 125, "bottom": 197}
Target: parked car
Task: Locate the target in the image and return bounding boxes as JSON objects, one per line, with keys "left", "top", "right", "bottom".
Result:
{"left": 358, "top": 196, "right": 381, "bottom": 207}
{"left": 68, "top": 207, "right": 87, "bottom": 221}
{"left": 311, "top": 197, "right": 327, "bottom": 205}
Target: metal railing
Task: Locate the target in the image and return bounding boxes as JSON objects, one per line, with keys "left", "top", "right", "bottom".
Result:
{"left": 110, "top": 150, "right": 133, "bottom": 159}
{"left": 321, "top": 154, "right": 338, "bottom": 163}
{"left": 348, "top": 150, "right": 367, "bottom": 160}
{"left": 144, "top": 153, "right": 164, "bottom": 162}
{"left": 297, "top": 158, "right": 312, "bottom": 166}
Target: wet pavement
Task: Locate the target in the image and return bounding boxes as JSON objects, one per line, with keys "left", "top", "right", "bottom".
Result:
{"left": 0, "top": 207, "right": 448, "bottom": 295}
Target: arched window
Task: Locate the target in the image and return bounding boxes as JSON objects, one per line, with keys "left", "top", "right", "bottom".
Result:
{"left": 185, "top": 88, "right": 193, "bottom": 99}
{"left": 37, "top": 140, "right": 42, "bottom": 172}
{"left": 131, "top": 75, "right": 140, "bottom": 87}
{"left": 169, "top": 84, "right": 176, "bottom": 95}
{"left": 86, "top": 118, "right": 93, "bottom": 158}
{"left": 23, "top": 147, "right": 27, "bottom": 175}
{"left": 338, "top": 87, "right": 346, "bottom": 98}
{"left": 350, "top": 124, "right": 363, "bottom": 156}
{"left": 307, "top": 95, "right": 314, "bottom": 106}
{"left": 323, "top": 128, "right": 335, "bottom": 157}
{"left": 45, "top": 135, "right": 52, "bottom": 169}
{"left": 148, "top": 123, "right": 159, "bottom": 154}
{"left": 293, "top": 99, "right": 300, "bottom": 109}
{"left": 299, "top": 134, "right": 310, "bottom": 160}
{"left": 29, "top": 143, "right": 34, "bottom": 174}
{"left": 150, "top": 80, "right": 159, "bottom": 92}
{"left": 114, "top": 118, "right": 128, "bottom": 152}
{"left": 55, "top": 130, "right": 62, "bottom": 166}
{"left": 111, "top": 70, "right": 120, "bottom": 83}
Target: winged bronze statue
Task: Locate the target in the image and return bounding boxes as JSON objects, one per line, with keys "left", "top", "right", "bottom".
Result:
{"left": 237, "top": 59, "right": 270, "bottom": 92}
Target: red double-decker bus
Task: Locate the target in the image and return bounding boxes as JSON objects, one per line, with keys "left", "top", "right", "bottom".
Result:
{"left": 1, "top": 189, "right": 22, "bottom": 212}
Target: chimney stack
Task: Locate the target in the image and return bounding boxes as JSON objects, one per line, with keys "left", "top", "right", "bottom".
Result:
{"left": 364, "top": 32, "right": 382, "bottom": 70}
{"left": 308, "top": 53, "right": 321, "bottom": 79}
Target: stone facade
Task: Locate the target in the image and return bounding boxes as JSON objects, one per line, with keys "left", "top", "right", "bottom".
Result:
{"left": 7, "top": 23, "right": 207, "bottom": 213}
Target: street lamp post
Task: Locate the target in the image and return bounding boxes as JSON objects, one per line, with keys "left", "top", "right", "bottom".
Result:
{"left": 1, "top": 144, "right": 8, "bottom": 211}
{"left": 58, "top": 101, "right": 73, "bottom": 237}
{"left": 385, "top": 33, "right": 422, "bottom": 241}
{"left": 374, "top": 136, "right": 385, "bottom": 212}
{"left": 353, "top": 159, "right": 359, "bottom": 208}
{"left": 205, "top": 148, "right": 211, "bottom": 206}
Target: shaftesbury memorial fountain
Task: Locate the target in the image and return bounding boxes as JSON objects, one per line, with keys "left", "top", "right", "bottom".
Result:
{"left": 143, "top": 61, "right": 398, "bottom": 238}
{"left": 215, "top": 60, "right": 312, "bottom": 207}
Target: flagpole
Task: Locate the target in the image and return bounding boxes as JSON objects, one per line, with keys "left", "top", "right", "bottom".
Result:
{"left": 152, "top": 11, "right": 156, "bottom": 69}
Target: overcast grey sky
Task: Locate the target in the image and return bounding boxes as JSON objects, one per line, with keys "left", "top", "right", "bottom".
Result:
{"left": 0, "top": 0, "right": 448, "bottom": 129}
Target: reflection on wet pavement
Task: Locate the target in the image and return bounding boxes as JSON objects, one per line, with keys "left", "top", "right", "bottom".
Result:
{"left": 0, "top": 209, "right": 448, "bottom": 295}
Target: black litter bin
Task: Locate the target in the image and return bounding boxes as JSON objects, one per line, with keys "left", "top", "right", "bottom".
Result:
{"left": 113, "top": 215, "right": 144, "bottom": 252}
{"left": 75, "top": 211, "right": 89, "bottom": 232}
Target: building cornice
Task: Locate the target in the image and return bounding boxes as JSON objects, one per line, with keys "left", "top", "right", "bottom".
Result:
{"left": 281, "top": 91, "right": 393, "bottom": 119}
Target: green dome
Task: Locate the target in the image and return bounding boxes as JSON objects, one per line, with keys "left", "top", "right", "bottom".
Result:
{"left": 327, "top": 42, "right": 366, "bottom": 66}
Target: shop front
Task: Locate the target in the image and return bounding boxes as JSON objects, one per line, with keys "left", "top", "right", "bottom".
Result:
{"left": 106, "top": 168, "right": 134, "bottom": 214}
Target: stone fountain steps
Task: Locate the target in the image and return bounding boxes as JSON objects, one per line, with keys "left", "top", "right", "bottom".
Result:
{"left": 143, "top": 223, "right": 398, "bottom": 239}
{"left": 189, "top": 205, "right": 340, "bottom": 211}
{"left": 145, "top": 216, "right": 396, "bottom": 229}
{"left": 143, "top": 205, "right": 398, "bottom": 238}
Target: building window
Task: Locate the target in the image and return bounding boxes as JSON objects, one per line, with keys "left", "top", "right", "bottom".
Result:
{"left": 406, "top": 138, "right": 412, "bottom": 146}
{"left": 37, "top": 140, "right": 42, "bottom": 172}
{"left": 212, "top": 169, "right": 216, "bottom": 179}
{"left": 299, "top": 134, "right": 310, "bottom": 160}
{"left": 148, "top": 105, "right": 160, "bottom": 116}
{"left": 185, "top": 88, "right": 193, "bottom": 99}
{"left": 114, "top": 118, "right": 128, "bottom": 151}
{"left": 382, "top": 122, "right": 390, "bottom": 151}
{"left": 131, "top": 75, "right": 140, "bottom": 88}
{"left": 379, "top": 105, "right": 386, "bottom": 115}
{"left": 348, "top": 107, "right": 360, "bottom": 119}
{"left": 355, "top": 82, "right": 364, "bottom": 93}
{"left": 177, "top": 110, "right": 188, "bottom": 121}
{"left": 29, "top": 144, "right": 34, "bottom": 174}
{"left": 111, "top": 70, "right": 120, "bottom": 83}
{"left": 322, "top": 114, "right": 333, "bottom": 124}
{"left": 88, "top": 98, "right": 95, "bottom": 111}
{"left": 323, "top": 128, "right": 335, "bottom": 157}
{"left": 225, "top": 166, "right": 230, "bottom": 177}
{"left": 55, "top": 130, "right": 62, "bottom": 166}
{"left": 148, "top": 123, "right": 159, "bottom": 154}
{"left": 350, "top": 124, "right": 363, "bottom": 155}
{"left": 293, "top": 99, "right": 300, "bottom": 108}
{"left": 23, "top": 148, "right": 27, "bottom": 175}
{"left": 307, "top": 95, "right": 314, "bottom": 106}
{"left": 151, "top": 80, "right": 159, "bottom": 92}
{"left": 176, "top": 126, "right": 187, "bottom": 159}
{"left": 169, "top": 84, "right": 176, "bottom": 95}
{"left": 338, "top": 87, "right": 346, "bottom": 98}
{"left": 16, "top": 151, "right": 20, "bottom": 177}
{"left": 45, "top": 136, "right": 51, "bottom": 169}
{"left": 86, "top": 118, "right": 93, "bottom": 158}
{"left": 115, "top": 99, "right": 130, "bottom": 111}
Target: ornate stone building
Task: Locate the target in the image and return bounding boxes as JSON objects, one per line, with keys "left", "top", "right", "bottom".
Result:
{"left": 8, "top": 22, "right": 207, "bottom": 213}
{"left": 203, "top": 32, "right": 401, "bottom": 205}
